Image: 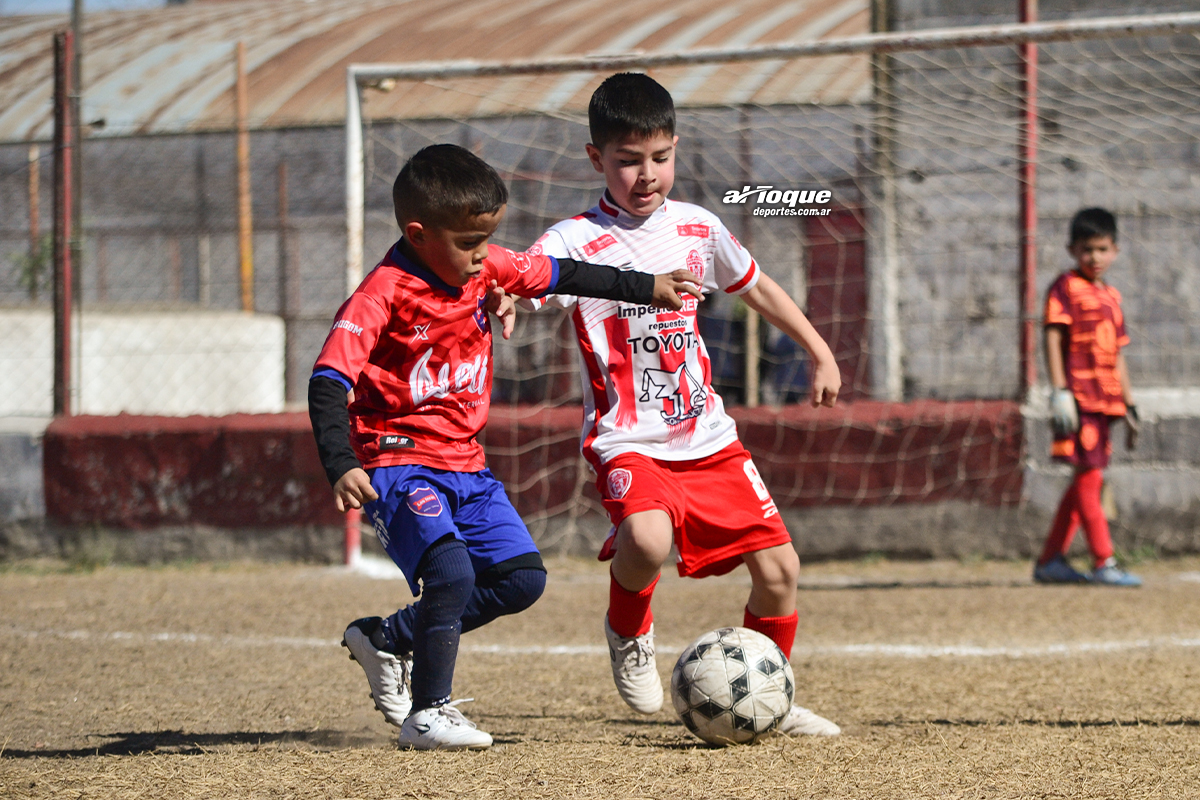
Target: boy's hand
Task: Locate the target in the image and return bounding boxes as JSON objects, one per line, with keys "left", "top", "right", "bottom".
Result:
{"left": 1050, "top": 388, "right": 1079, "bottom": 436}
{"left": 810, "top": 358, "right": 841, "bottom": 408}
{"left": 485, "top": 280, "right": 517, "bottom": 340}
{"left": 650, "top": 270, "right": 703, "bottom": 310}
{"left": 333, "top": 467, "right": 378, "bottom": 512}
{"left": 1125, "top": 405, "right": 1140, "bottom": 450}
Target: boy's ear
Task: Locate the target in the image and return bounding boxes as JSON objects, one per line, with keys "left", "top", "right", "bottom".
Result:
{"left": 585, "top": 143, "right": 605, "bottom": 173}
{"left": 404, "top": 220, "right": 427, "bottom": 246}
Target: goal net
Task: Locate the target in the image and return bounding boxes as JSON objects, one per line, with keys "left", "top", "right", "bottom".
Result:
{"left": 347, "top": 13, "right": 1200, "bottom": 552}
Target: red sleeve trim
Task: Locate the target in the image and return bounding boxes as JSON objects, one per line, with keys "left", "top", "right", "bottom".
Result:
{"left": 724, "top": 259, "right": 758, "bottom": 294}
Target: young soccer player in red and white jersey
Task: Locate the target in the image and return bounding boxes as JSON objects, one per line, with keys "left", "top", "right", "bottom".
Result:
{"left": 1034, "top": 207, "right": 1141, "bottom": 587}
{"left": 309, "top": 144, "right": 700, "bottom": 750}
{"left": 520, "top": 73, "right": 843, "bottom": 736}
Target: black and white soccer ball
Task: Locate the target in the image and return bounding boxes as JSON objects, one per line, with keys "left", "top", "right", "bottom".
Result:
{"left": 670, "top": 626, "right": 795, "bottom": 746}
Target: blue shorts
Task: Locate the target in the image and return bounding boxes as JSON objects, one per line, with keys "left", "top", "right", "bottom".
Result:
{"left": 364, "top": 465, "right": 538, "bottom": 596}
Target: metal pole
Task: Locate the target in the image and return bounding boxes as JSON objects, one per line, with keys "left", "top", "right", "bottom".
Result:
{"left": 277, "top": 160, "right": 296, "bottom": 404}
{"left": 53, "top": 31, "right": 74, "bottom": 417}
{"left": 345, "top": 67, "right": 365, "bottom": 293}
{"left": 27, "top": 145, "right": 40, "bottom": 301}
{"left": 1018, "top": 0, "right": 1039, "bottom": 398}
{"left": 872, "top": 0, "right": 903, "bottom": 402}
{"left": 236, "top": 41, "right": 254, "bottom": 312}
{"left": 343, "top": 67, "right": 365, "bottom": 567}
{"left": 70, "top": 0, "right": 82, "bottom": 296}
{"left": 738, "top": 107, "right": 759, "bottom": 408}
{"left": 346, "top": 12, "right": 1200, "bottom": 82}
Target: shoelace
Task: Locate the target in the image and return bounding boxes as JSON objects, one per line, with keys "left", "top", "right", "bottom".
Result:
{"left": 437, "top": 698, "right": 478, "bottom": 728}
{"left": 618, "top": 635, "right": 655, "bottom": 669}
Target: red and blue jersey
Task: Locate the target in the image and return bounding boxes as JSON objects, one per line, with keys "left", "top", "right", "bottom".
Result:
{"left": 313, "top": 240, "right": 559, "bottom": 472}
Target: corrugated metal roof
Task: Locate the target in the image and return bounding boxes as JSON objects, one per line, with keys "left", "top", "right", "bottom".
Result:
{"left": 0, "top": 0, "right": 869, "bottom": 142}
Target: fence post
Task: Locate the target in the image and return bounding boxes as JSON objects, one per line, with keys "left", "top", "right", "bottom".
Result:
{"left": 52, "top": 30, "right": 75, "bottom": 417}
{"left": 1018, "top": 0, "right": 1040, "bottom": 398}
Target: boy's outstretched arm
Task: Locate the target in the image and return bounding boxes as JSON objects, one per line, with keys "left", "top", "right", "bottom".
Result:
{"left": 308, "top": 377, "right": 379, "bottom": 512}
{"left": 550, "top": 258, "right": 701, "bottom": 310}
{"left": 740, "top": 273, "right": 840, "bottom": 408}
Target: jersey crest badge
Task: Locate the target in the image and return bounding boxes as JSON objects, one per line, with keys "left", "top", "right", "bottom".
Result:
{"left": 406, "top": 486, "right": 444, "bottom": 517}
{"left": 473, "top": 297, "right": 491, "bottom": 333}
{"left": 607, "top": 468, "right": 633, "bottom": 500}
{"left": 640, "top": 363, "right": 707, "bottom": 426}
{"left": 686, "top": 249, "right": 705, "bottom": 281}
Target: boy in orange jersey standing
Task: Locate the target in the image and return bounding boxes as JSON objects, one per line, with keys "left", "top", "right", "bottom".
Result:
{"left": 1035, "top": 207, "right": 1141, "bottom": 587}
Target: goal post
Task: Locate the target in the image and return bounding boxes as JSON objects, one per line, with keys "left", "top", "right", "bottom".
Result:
{"left": 339, "top": 11, "right": 1200, "bottom": 563}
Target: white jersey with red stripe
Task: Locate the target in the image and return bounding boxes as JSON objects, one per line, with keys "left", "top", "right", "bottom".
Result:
{"left": 529, "top": 192, "right": 760, "bottom": 468}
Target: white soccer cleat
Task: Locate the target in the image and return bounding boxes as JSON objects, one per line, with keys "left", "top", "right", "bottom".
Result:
{"left": 778, "top": 705, "right": 841, "bottom": 737}
{"left": 604, "top": 615, "right": 664, "bottom": 714}
{"left": 397, "top": 700, "right": 493, "bottom": 750}
{"left": 342, "top": 617, "right": 412, "bottom": 727}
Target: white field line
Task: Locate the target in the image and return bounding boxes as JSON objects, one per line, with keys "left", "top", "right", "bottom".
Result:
{"left": 7, "top": 627, "right": 1200, "bottom": 660}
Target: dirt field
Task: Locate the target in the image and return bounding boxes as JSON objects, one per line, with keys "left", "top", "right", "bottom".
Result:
{"left": 2, "top": 555, "right": 1199, "bottom": 799}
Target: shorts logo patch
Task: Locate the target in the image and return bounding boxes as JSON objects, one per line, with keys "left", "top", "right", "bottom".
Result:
{"left": 378, "top": 434, "right": 415, "bottom": 450}
{"left": 607, "top": 468, "right": 633, "bottom": 500}
{"left": 406, "top": 486, "right": 444, "bottom": 517}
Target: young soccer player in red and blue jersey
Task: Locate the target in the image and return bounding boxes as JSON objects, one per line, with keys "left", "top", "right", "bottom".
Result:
{"left": 309, "top": 144, "right": 700, "bottom": 750}
{"left": 1034, "top": 207, "right": 1142, "bottom": 587}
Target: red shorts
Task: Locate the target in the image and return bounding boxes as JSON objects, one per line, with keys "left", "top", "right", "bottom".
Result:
{"left": 595, "top": 442, "right": 793, "bottom": 578}
{"left": 1052, "top": 412, "right": 1115, "bottom": 470}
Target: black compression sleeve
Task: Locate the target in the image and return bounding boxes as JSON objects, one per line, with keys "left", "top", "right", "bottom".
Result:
{"left": 551, "top": 258, "right": 655, "bottom": 305}
{"left": 308, "top": 376, "right": 363, "bottom": 487}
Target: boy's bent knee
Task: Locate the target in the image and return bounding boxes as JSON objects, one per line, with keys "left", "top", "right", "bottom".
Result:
{"left": 494, "top": 568, "right": 547, "bottom": 614}
{"left": 616, "top": 510, "right": 674, "bottom": 564}
{"left": 745, "top": 544, "right": 800, "bottom": 590}
{"left": 416, "top": 538, "right": 476, "bottom": 615}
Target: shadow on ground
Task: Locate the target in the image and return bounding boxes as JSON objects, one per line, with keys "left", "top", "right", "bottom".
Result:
{"left": 0, "top": 728, "right": 386, "bottom": 759}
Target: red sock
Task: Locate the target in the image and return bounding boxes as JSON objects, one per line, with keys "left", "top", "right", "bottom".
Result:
{"left": 1039, "top": 480, "right": 1080, "bottom": 564}
{"left": 744, "top": 608, "right": 798, "bottom": 661}
{"left": 608, "top": 572, "right": 658, "bottom": 637}
{"left": 1075, "top": 468, "right": 1114, "bottom": 568}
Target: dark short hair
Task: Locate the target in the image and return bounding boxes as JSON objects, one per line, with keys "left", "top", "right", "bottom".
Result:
{"left": 589, "top": 72, "right": 676, "bottom": 151}
{"left": 393, "top": 144, "right": 508, "bottom": 229}
{"left": 1069, "top": 207, "right": 1117, "bottom": 245}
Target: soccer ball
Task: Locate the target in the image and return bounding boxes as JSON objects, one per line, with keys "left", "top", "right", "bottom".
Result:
{"left": 670, "top": 626, "right": 794, "bottom": 746}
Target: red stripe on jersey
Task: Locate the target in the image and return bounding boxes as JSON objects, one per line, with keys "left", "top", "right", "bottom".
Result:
{"left": 603, "top": 314, "right": 638, "bottom": 431}
{"left": 725, "top": 258, "right": 758, "bottom": 294}
{"left": 574, "top": 306, "right": 610, "bottom": 471}
{"left": 598, "top": 194, "right": 620, "bottom": 217}
{"left": 655, "top": 313, "right": 700, "bottom": 447}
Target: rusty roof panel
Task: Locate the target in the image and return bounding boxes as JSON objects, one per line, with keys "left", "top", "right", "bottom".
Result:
{"left": 0, "top": 0, "right": 869, "bottom": 143}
